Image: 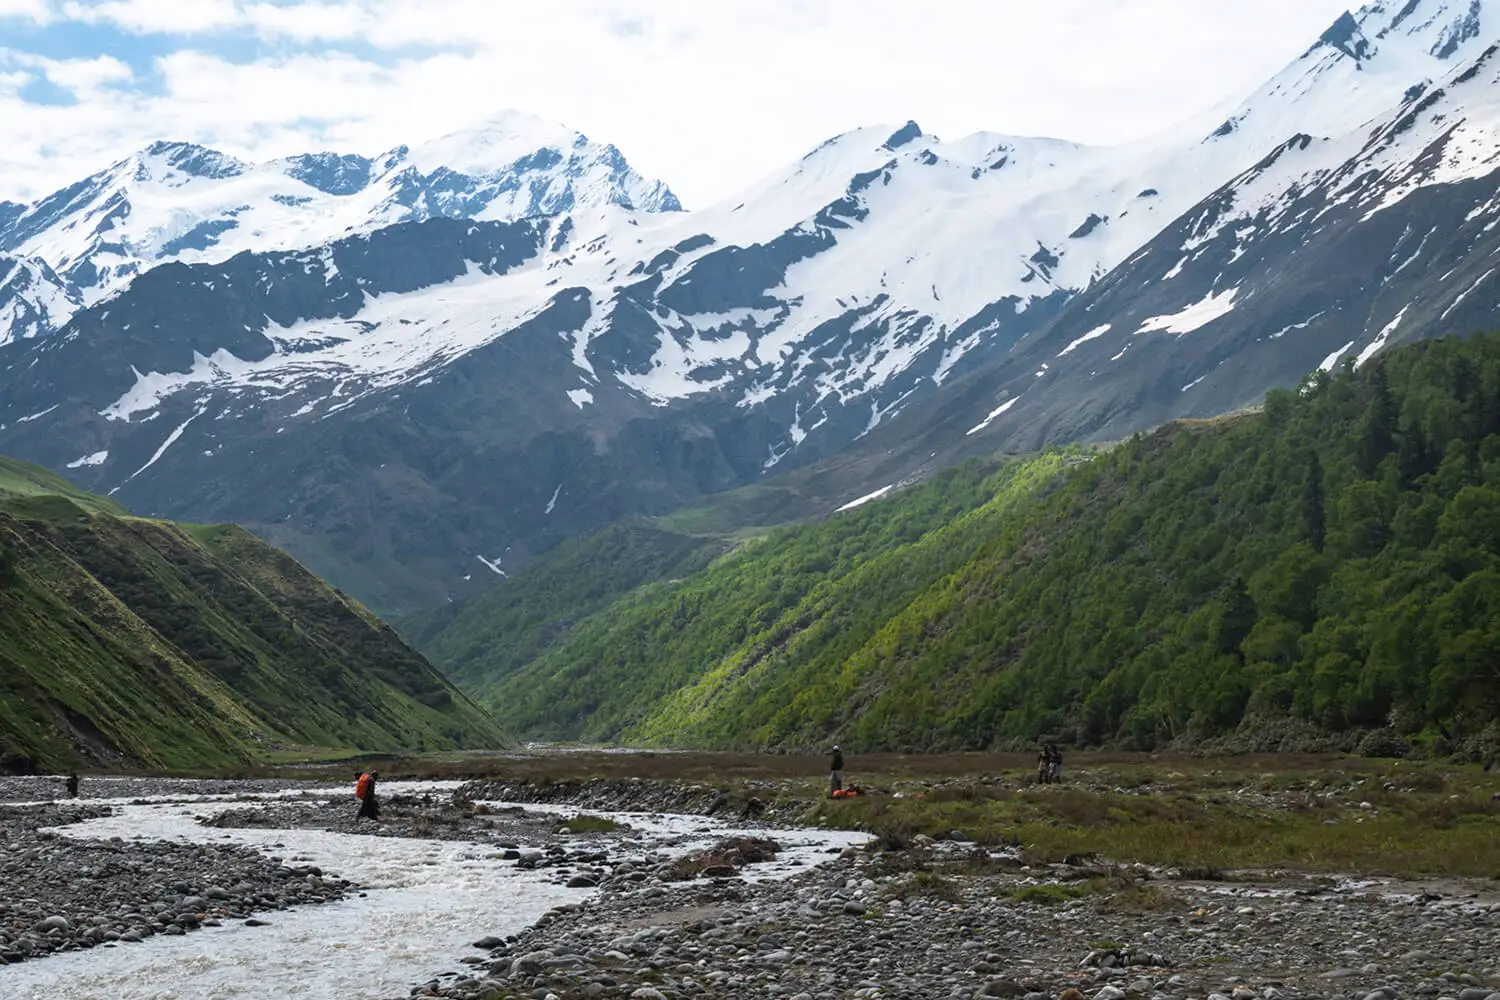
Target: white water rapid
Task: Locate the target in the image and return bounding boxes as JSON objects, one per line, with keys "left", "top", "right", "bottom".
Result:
{"left": 0, "top": 781, "right": 866, "bottom": 1000}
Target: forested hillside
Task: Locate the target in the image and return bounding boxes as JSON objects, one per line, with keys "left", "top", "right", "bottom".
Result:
{"left": 397, "top": 521, "right": 729, "bottom": 705}
{"left": 433, "top": 333, "right": 1500, "bottom": 754}
{"left": 0, "top": 457, "right": 507, "bottom": 772}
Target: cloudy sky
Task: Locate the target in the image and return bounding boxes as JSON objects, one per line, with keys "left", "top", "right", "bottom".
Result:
{"left": 0, "top": 0, "right": 1356, "bottom": 208}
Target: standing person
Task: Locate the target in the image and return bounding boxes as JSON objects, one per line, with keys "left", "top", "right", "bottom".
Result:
{"left": 1047, "top": 743, "right": 1064, "bottom": 784}
{"left": 64, "top": 774, "right": 79, "bottom": 798}
{"left": 829, "top": 745, "right": 845, "bottom": 795}
{"left": 355, "top": 769, "right": 381, "bottom": 824}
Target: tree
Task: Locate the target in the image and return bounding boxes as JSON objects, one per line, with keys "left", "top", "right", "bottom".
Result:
{"left": 1358, "top": 363, "right": 1397, "bottom": 477}
{"left": 1214, "top": 576, "right": 1257, "bottom": 660}
{"left": 1301, "top": 451, "right": 1326, "bottom": 552}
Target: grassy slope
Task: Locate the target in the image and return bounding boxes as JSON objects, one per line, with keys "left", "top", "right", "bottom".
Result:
{"left": 397, "top": 434, "right": 979, "bottom": 701}
{"left": 397, "top": 520, "right": 728, "bottom": 706}
{"left": 448, "top": 333, "right": 1500, "bottom": 753}
{"left": 478, "top": 456, "right": 1067, "bottom": 740}
{"left": 0, "top": 460, "right": 507, "bottom": 771}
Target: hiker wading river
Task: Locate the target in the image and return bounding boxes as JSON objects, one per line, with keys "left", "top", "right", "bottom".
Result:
{"left": 355, "top": 770, "right": 380, "bottom": 823}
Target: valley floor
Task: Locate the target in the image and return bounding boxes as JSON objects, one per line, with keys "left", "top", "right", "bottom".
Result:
{"left": 0, "top": 754, "right": 1496, "bottom": 1000}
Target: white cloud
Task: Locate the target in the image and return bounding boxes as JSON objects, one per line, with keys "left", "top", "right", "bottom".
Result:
{"left": 60, "top": 0, "right": 244, "bottom": 34}
{"left": 0, "top": 0, "right": 55, "bottom": 22}
{"left": 0, "top": 0, "right": 1357, "bottom": 207}
{"left": 40, "top": 53, "right": 134, "bottom": 93}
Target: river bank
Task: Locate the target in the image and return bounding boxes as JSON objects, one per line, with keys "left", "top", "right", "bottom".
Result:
{"left": 2, "top": 758, "right": 1498, "bottom": 1000}
{"left": 0, "top": 776, "right": 861, "bottom": 999}
{"left": 372, "top": 776, "right": 1500, "bottom": 1000}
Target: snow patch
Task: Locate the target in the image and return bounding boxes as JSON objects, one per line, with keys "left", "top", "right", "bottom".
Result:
{"left": 566, "top": 388, "right": 594, "bottom": 408}
{"left": 1319, "top": 340, "right": 1357, "bottom": 372}
{"left": 1135, "top": 288, "right": 1240, "bottom": 336}
{"left": 125, "top": 406, "right": 205, "bottom": 482}
{"left": 966, "top": 395, "right": 1022, "bottom": 436}
{"left": 1268, "top": 312, "right": 1325, "bottom": 339}
{"left": 1440, "top": 268, "right": 1497, "bottom": 322}
{"left": 476, "top": 554, "right": 508, "bottom": 577}
{"left": 1056, "top": 324, "right": 1112, "bottom": 358}
{"left": 16, "top": 404, "right": 58, "bottom": 423}
{"left": 836, "top": 484, "right": 893, "bottom": 512}
{"left": 544, "top": 484, "right": 562, "bottom": 515}
{"left": 66, "top": 450, "right": 108, "bottom": 469}
{"left": 1356, "top": 306, "right": 1408, "bottom": 367}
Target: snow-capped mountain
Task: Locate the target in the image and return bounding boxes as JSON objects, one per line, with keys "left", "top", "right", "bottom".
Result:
{"left": 5, "top": 1, "right": 1500, "bottom": 612}
{"left": 0, "top": 111, "right": 681, "bottom": 305}
{"left": 0, "top": 253, "right": 78, "bottom": 347}
{"left": 936, "top": 0, "right": 1500, "bottom": 454}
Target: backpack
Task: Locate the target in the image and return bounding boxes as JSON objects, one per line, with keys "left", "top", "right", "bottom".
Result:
{"left": 355, "top": 773, "right": 372, "bottom": 800}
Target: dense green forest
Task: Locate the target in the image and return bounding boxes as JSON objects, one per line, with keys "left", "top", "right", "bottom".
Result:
{"left": 424, "top": 333, "right": 1500, "bottom": 754}
{"left": 0, "top": 457, "right": 507, "bottom": 771}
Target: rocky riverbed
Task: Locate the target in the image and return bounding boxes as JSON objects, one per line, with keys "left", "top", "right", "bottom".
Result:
{"left": 0, "top": 799, "right": 351, "bottom": 966}
{"left": 4, "top": 774, "right": 1498, "bottom": 1000}
{"left": 386, "top": 837, "right": 1500, "bottom": 1000}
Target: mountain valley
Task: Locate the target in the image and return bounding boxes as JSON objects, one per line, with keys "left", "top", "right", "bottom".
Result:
{"left": 1, "top": 2, "right": 1500, "bottom": 754}
{"left": 8, "top": 3, "right": 1500, "bottom": 613}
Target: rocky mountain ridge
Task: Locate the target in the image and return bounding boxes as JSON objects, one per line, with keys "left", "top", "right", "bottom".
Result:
{"left": 4, "top": 2, "right": 1500, "bottom": 611}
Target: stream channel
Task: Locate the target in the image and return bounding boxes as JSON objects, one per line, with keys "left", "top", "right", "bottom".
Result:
{"left": 0, "top": 777, "right": 867, "bottom": 999}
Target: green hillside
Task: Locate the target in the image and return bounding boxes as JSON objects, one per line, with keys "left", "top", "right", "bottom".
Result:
{"left": 397, "top": 520, "right": 729, "bottom": 703}
{"left": 0, "top": 458, "right": 507, "bottom": 772}
{"left": 423, "top": 332, "right": 1500, "bottom": 754}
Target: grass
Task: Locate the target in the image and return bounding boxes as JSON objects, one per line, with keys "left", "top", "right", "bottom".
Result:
{"left": 1007, "top": 884, "right": 1086, "bottom": 905}
{"left": 0, "top": 453, "right": 509, "bottom": 772}
{"left": 553, "top": 814, "right": 623, "bottom": 834}
{"left": 804, "top": 760, "right": 1500, "bottom": 879}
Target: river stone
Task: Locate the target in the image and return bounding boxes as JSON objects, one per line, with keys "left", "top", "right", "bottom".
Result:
{"left": 510, "top": 950, "right": 553, "bottom": 976}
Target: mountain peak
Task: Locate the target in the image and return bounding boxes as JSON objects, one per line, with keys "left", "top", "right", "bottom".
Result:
{"left": 1355, "top": 0, "right": 1491, "bottom": 59}
{"left": 404, "top": 111, "right": 589, "bottom": 177}
{"left": 1321, "top": 10, "right": 1375, "bottom": 61}
{"left": 882, "top": 121, "right": 926, "bottom": 150}
{"left": 137, "top": 141, "right": 246, "bottom": 181}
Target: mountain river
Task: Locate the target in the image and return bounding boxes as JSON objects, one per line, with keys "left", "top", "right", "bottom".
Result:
{"left": 0, "top": 778, "right": 867, "bottom": 999}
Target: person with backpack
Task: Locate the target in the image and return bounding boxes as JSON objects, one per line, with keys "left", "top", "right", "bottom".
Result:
{"left": 829, "top": 745, "right": 845, "bottom": 795}
{"left": 355, "top": 769, "right": 380, "bottom": 824}
{"left": 64, "top": 774, "right": 79, "bottom": 798}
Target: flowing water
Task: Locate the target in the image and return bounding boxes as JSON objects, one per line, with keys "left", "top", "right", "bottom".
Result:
{"left": 0, "top": 780, "right": 865, "bottom": 999}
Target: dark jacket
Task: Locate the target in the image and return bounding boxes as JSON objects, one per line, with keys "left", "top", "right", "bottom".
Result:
{"left": 830, "top": 751, "right": 844, "bottom": 772}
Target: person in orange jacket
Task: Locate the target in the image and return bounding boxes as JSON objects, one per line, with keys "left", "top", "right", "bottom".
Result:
{"left": 355, "top": 770, "right": 381, "bottom": 823}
